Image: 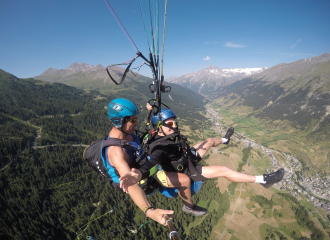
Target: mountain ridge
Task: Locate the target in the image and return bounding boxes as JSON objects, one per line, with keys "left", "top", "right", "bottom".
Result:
{"left": 41, "top": 63, "right": 105, "bottom": 75}
{"left": 166, "top": 65, "right": 267, "bottom": 94}
{"left": 249, "top": 52, "right": 330, "bottom": 84}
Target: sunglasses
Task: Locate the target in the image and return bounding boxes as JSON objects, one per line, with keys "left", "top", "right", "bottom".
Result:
{"left": 128, "top": 118, "right": 138, "bottom": 123}
{"left": 164, "top": 120, "right": 178, "bottom": 128}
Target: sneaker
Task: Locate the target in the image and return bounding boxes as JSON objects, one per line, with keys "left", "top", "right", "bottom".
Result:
{"left": 182, "top": 204, "right": 207, "bottom": 216}
{"left": 223, "top": 127, "right": 235, "bottom": 144}
{"left": 261, "top": 168, "right": 285, "bottom": 188}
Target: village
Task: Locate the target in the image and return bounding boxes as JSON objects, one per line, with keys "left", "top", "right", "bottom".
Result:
{"left": 206, "top": 106, "right": 330, "bottom": 219}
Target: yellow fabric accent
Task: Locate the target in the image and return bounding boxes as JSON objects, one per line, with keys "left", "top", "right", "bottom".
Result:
{"left": 139, "top": 178, "right": 148, "bottom": 185}
{"left": 141, "top": 206, "right": 150, "bottom": 212}
{"left": 141, "top": 206, "right": 154, "bottom": 215}
{"left": 156, "top": 170, "right": 168, "bottom": 187}
{"left": 138, "top": 164, "right": 159, "bottom": 185}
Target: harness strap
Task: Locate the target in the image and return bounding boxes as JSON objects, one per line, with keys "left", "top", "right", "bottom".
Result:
{"left": 145, "top": 132, "right": 194, "bottom": 173}
{"left": 102, "top": 137, "right": 140, "bottom": 159}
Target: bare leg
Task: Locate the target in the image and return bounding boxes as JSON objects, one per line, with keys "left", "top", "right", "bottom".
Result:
{"left": 201, "top": 166, "right": 256, "bottom": 182}
{"left": 166, "top": 172, "right": 193, "bottom": 207}
{"left": 193, "top": 138, "right": 223, "bottom": 158}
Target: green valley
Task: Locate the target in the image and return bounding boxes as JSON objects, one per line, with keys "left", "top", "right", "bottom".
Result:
{"left": 1, "top": 61, "right": 330, "bottom": 240}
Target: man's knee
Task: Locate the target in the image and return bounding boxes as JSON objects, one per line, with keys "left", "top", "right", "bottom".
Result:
{"left": 217, "top": 166, "right": 234, "bottom": 177}
{"left": 201, "top": 165, "right": 231, "bottom": 178}
{"left": 205, "top": 138, "right": 214, "bottom": 145}
{"left": 178, "top": 173, "right": 191, "bottom": 187}
{"left": 167, "top": 172, "right": 191, "bottom": 188}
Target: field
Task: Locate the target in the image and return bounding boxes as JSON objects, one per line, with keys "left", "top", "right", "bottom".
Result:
{"left": 213, "top": 101, "right": 330, "bottom": 176}
{"left": 204, "top": 154, "right": 329, "bottom": 240}
{"left": 181, "top": 105, "right": 330, "bottom": 239}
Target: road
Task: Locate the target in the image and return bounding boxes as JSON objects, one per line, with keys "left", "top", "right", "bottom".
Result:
{"left": 33, "top": 144, "right": 89, "bottom": 149}
{"left": 218, "top": 183, "right": 243, "bottom": 240}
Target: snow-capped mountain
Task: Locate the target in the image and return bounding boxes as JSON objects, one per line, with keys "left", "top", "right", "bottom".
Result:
{"left": 166, "top": 65, "right": 267, "bottom": 95}
{"left": 222, "top": 67, "right": 267, "bottom": 77}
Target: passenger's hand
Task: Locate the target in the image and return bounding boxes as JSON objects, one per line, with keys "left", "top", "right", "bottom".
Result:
{"left": 146, "top": 208, "right": 174, "bottom": 226}
{"left": 119, "top": 168, "right": 142, "bottom": 193}
{"left": 146, "top": 103, "right": 153, "bottom": 111}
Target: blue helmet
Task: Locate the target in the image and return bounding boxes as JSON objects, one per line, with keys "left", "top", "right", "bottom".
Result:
{"left": 107, "top": 98, "right": 139, "bottom": 128}
{"left": 151, "top": 108, "right": 176, "bottom": 126}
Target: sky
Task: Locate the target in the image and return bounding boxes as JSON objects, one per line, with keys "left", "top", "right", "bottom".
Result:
{"left": 1, "top": 0, "right": 330, "bottom": 79}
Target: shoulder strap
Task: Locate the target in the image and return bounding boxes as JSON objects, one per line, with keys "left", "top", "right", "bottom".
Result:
{"left": 101, "top": 137, "right": 140, "bottom": 151}
{"left": 102, "top": 137, "right": 142, "bottom": 161}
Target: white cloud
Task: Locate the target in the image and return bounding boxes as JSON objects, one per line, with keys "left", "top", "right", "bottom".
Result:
{"left": 224, "top": 42, "right": 245, "bottom": 48}
{"left": 203, "top": 56, "right": 211, "bottom": 60}
{"left": 290, "top": 38, "right": 302, "bottom": 49}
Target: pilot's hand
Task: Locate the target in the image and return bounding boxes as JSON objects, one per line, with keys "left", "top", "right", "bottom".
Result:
{"left": 146, "top": 208, "right": 174, "bottom": 226}
{"left": 146, "top": 103, "right": 153, "bottom": 111}
{"left": 119, "top": 168, "right": 142, "bottom": 193}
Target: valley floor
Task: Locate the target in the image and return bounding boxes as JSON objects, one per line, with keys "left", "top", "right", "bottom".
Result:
{"left": 197, "top": 104, "right": 330, "bottom": 240}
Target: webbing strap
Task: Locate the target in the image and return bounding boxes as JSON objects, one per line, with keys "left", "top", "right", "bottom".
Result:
{"left": 106, "top": 56, "right": 139, "bottom": 85}
{"left": 102, "top": 138, "right": 134, "bottom": 149}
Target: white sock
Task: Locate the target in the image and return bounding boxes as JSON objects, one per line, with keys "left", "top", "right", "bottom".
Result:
{"left": 255, "top": 175, "right": 266, "bottom": 184}
{"left": 221, "top": 138, "right": 228, "bottom": 144}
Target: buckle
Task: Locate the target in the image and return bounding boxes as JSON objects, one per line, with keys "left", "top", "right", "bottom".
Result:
{"left": 177, "top": 164, "right": 184, "bottom": 171}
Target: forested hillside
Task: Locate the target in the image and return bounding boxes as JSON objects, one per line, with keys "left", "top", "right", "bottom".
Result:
{"left": 0, "top": 70, "right": 229, "bottom": 239}
{"left": 1, "top": 144, "right": 229, "bottom": 239}
{"left": 35, "top": 64, "right": 208, "bottom": 132}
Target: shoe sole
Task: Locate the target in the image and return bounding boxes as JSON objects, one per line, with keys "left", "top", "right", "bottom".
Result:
{"left": 261, "top": 168, "right": 285, "bottom": 188}
{"left": 224, "top": 127, "right": 234, "bottom": 138}
{"left": 223, "top": 127, "right": 235, "bottom": 144}
{"left": 182, "top": 207, "right": 207, "bottom": 216}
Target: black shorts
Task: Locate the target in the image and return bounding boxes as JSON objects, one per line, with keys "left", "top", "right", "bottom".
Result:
{"left": 158, "top": 147, "right": 207, "bottom": 183}
{"left": 183, "top": 147, "right": 206, "bottom": 181}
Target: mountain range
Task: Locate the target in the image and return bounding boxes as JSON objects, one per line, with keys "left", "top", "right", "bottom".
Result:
{"left": 166, "top": 65, "right": 267, "bottom": 94}
{"left": 33, "top": 53, "right": 330, "bottom": 145}
{"left": 35, "top": 64, "right": 267, "bottom": 96}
